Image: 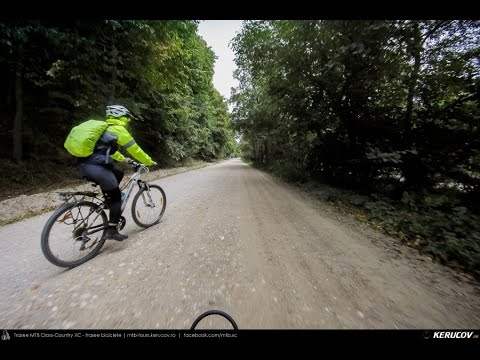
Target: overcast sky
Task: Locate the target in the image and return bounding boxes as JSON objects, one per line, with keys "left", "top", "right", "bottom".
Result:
{"left": 197, "top": 20, "right": 244, "bottom": 105}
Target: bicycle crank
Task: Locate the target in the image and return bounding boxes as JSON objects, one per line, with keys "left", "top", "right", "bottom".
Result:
{"left": 118, "top": 216, "right": 126, "bottom": 230}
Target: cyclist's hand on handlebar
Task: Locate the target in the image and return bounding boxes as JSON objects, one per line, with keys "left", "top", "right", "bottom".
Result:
{"left": 127, "top": 158, "right": 141, "bottom": 167}
{"left": 151, "top": 161, "right": 157, "bottom": 167}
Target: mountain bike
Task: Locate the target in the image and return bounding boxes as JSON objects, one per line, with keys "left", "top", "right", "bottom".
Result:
{"left": 41, "top": 161, "right": 166, "bottom": 268}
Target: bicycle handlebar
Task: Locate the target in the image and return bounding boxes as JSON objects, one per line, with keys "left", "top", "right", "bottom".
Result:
{"left": 126, "top": 158, "right": 156, "bottom": 172}
{"left": 129, "top": 161, "right": 149, "bottom": 174}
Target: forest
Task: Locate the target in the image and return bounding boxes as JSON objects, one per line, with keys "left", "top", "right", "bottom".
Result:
{"left": 0, "top": 20, "right": 238, "bottom": 193}
{"left": 231, "top": 20, "right": 480, "bottom": 277}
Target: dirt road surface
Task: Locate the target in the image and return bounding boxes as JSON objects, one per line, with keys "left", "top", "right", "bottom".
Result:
{"left": 0, "top": 159, "right": 479, "bottom": 329}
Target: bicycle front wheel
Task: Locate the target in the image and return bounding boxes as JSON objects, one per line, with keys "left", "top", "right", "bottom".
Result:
{"left": 131, "top": 184, "right": 166, "bottom": 228}
{"left": 41, "top": 201, "right": 108, "bottom": 268}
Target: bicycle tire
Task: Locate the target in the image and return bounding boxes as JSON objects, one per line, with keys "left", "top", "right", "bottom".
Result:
{"left": 131, "top": 184, "right": 166, "bottom": 228}
{"left": 41, "top": 201, "right": 108, "bottom": 268}
{"left": 191, "top": 310, "right": 238, "bottom": 330}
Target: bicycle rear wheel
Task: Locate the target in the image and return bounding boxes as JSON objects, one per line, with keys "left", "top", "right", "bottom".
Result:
{"left": 131, "top": 184, "right": 166, "bottom": 228}
{"left": 41, "top": 201, "right": 108, "bottom": 268}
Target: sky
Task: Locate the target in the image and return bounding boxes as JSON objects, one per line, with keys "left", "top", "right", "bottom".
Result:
{"left": 197, "top": 21, "right": 244, "bottom": 106}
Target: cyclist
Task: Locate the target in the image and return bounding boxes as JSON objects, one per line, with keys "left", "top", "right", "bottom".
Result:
{"left": 77, "top": 105, "right": 157, "bottom": 241}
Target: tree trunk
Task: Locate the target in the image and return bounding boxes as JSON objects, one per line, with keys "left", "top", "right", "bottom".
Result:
{"left": 402, "top": 21, "right": 423, "bottom": 189}
{"left": 110, "top": 41, "right": 117, "bottom": 102}
{"left": 404, "top": 21, "right": 421, "bottom": 139}
{"left": 264, "top": 139, "right": 268, "bottom": 164}
{"left": 258, "top": 138, "right": 264, "bottom": 163}
{"left": 13, "top": 54, "right": 24, "bottom": 163}
{"left": 7, "top": 74, "right": 13, "bottom": 106}
{"left": 252, "top": 138, "right": 257, "bottom": 161}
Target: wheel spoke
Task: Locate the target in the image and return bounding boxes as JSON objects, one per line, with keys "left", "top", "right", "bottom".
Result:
{"left": 131, "top": 185, "right": 166, "bottom": 228}
{"left": 41, "top": 202, "right": 108, "bottom": 268}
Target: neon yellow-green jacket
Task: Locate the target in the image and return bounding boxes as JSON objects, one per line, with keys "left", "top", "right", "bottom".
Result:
{"left": 104, "top": 117, "right": 154, "bottom": 166}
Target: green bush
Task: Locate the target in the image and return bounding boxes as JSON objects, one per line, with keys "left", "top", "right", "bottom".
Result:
{"left": 359, "top": 195, "right": 480, "bottom": 277}
{"left": 271, "top": 162, "right": 308, "bottom": 183}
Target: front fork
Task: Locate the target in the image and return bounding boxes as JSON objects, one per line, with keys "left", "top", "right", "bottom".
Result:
{"left": 138, "top": 181, "right": 155, "bottom": 207}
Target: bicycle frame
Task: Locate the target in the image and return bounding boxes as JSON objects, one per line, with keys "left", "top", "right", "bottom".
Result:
{"left": 58, "top": 192, "right": 107, "bottom": 236}
{"left": 58, "top": 163, "right": 152, "bottom": 236}
{"left": 119, "top": 165, "right": 150, "bottom": 213}
{"left": 42, "top": 161, "right": 164, "bottom": 268}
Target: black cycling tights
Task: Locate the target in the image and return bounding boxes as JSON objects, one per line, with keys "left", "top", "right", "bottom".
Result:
{"left": 104, "top": 188, "right": 122, "bottom": 224}
{"left": 78, "top": 164, "right": 124, "bottom": 225}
